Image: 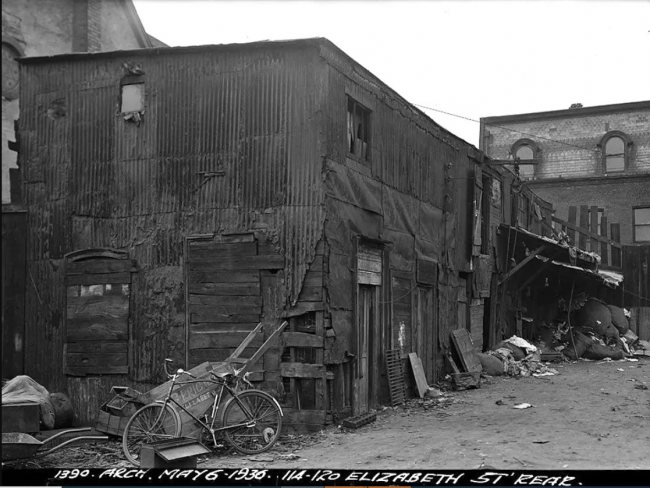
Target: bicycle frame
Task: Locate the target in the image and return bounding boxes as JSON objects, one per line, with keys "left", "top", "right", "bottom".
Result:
{"left": 154, "top": 373, "right": 267, "bottom": 448}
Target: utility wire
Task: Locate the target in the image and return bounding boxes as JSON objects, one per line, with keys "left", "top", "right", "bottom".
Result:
{"left": 413, "top": 102, "right": 645, "bottom": 156}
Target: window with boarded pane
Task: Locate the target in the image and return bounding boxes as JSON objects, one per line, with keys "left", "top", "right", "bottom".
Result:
{"left": 347, "top": 97, "right": 371, "bottom": 162}
{"left": 64, "top": 250, "right": 137, "bottom": 376}
{"left": 634, "top": 207, "right": 650, "bottom": 242}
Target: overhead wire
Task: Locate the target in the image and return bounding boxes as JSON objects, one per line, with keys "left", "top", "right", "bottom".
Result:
{"left": 413, "top": 102, "right": 649, "bottom": 159}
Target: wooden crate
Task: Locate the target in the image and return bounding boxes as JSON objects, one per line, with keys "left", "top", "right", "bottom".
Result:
{"left": 95, "top": 409, "right": 130, "bottom": 436}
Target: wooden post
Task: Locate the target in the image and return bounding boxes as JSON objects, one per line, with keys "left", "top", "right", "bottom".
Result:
{"left": 600, "top": 216, "right": 609, "bottom": 266}
{"left": 590, "top": 206, "right": 599, "bottom": 253}
{"left": 315, "top": 311, "right": 325, "bottom": 411}
{"left": 567, "top": 206, "right": 577, "bottom": 245}
{"left": 611, "top": 223, "right": 621, "bottom": 268}
{"left": 579, "top": 205, "right": 589, "bottom": 250}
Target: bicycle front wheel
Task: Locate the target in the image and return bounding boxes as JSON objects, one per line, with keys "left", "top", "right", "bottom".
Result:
{"left": 122, "top": 402, "right": 181, "bottom": 466}
{"left": 222, "top": 390, "right": 283, "bottom": 454}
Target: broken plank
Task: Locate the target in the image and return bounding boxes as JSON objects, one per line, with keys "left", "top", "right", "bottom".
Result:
{"left": 66, "top": 365, "right": 128, "bottom": 376}
{"left": 190, "top": 322, "right": 260, "bottom": 333}
{"left": 190, "top": 331, "right": 263, "bottom": 349}
{"left": 189, "top": 304, "right": 262, "bottom": 315}
{"left": 66, "top": 342, "right": 127, "bottom": 353}
{"left": 190, "top": 313, "right": 261, "bottom": 323}
{"left": 66, "top": 320, "right": 128, "bottom": 342}
{"left": 450, "top": 329, "right": 482, "bottom": 373}
{"left": 188, "top": 255, "right": 284, "bottom": 271}
{"left": 189, "top": 295, "right": 263, "bottom": 307}
{"left": 282, "top": 332, "right": 323, "bottom": 348}
{"left": 498, "top": 245, "right": 546, "bottom": 285}
{"left": 189, "top": 283, "right": 260, "bottom": 296}
{"left": 227, "top": 322, "right": 264, "bottom": 360}
{"left": 280, "top": 362, "right": 325, "bottom": 378}
{"left": 408, "top": 352, "right": 430, "bottom": 398}
{"left": 189, "top": 349, "right": 264, "bottom": 370}
{"left": 189, "top": 270, "right": 259, "bottom": 284}
{"left": 66, "top": 259, "right": 137, "bottom": 275}
{"left": 236, "top": 321, "right": 288, "bottom": 376}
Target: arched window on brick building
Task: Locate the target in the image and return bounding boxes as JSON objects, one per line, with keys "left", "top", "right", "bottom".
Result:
{"left": 510, "top": 139, "right": 540, "bottom": 180}
{"left": 600, "top": 131, "right": 631, "bottom": 174}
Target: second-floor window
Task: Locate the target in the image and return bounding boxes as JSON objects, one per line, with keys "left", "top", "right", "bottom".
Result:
{"left": 510, "top": 139, "right": 539, "bottom": 179}
{"left": 604, "top": 136, "right": 625, "bottom": 173}
{"left": 634, "top": 207, "right": 650, "bottom": 242}
{"left": 515, "top": 145, "right": 535, "bottom": 179}
{"left": 347, "top": 97, "right": 371, "bottom": 162}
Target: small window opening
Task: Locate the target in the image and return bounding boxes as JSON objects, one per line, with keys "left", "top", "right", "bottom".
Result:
{"left": 347, "top": 97, "right": 371, "bottom": 161}
{"left": 121, "top": 83, "right": 144, "bottom": 113}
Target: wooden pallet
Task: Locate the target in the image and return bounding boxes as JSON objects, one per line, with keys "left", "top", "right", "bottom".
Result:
{"left": 385, "top": 349, "right": 406, "bottom": 406}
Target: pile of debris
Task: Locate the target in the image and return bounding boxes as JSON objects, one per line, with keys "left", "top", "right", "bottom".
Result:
{"left": 477, "top": 336, "right": 558, "bottom": 378}
{"left": 539, "top": 297, "right": 648, "bottom": 361}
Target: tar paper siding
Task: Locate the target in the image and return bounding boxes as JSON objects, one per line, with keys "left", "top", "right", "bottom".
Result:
{"left": 18, "top": 43, "right": 327, "bottom": 423}
{"left": 317, "top": 44, "right": 483, "bottom": 392}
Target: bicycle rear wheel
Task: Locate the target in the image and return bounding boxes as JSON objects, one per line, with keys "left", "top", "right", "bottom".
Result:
{"left": 122, "top": 402, "right": 181, "bottom": 466}
{"left": 222, "top": 390, "right": 282, "bottom": 454}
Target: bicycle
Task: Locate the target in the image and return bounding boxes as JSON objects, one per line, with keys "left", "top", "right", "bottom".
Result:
{"left": 122, "top": 358, "right": 283, "bottom": 466}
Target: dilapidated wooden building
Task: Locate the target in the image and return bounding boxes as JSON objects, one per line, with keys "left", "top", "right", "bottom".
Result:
{"left": 15, "top": 38, "right": 559, "bottom": 430}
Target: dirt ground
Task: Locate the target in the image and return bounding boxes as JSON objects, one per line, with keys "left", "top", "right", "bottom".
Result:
{"left": 16, "top": 357, "right": 650, "bottom": 471}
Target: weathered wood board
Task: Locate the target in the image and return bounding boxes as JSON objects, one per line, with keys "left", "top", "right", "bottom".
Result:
{"left": 450, "top": 329, "right": 482, "bottom": 373}
{"left": 408, "top": 352, "right": 429, "bottom": 398}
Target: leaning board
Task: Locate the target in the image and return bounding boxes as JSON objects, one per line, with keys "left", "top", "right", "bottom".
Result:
{"left": 408, "top": 353, "right": 429, "bottom": 398}
{"left": 450, "top": 329, "right": 483, "bottom": 373}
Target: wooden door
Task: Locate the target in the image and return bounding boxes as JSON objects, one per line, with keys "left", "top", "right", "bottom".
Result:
{"left": 356, "top": 284, "right": 379, "bottom": 414}
{"left": 417, "top": 286, "right": 438, "bottom": 383}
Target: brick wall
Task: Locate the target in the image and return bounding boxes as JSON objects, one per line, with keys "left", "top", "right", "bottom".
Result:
{"left": 481, "top": 104, "right": 650, "bottom": 247}
{"left": 529, "top": 175, "right": 650, "bottom": 246}
{"left": 483, "top": 108, "right": 650, "bottom": 179}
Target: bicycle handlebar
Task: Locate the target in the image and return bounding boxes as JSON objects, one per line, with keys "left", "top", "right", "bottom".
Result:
{"left": 164, "top": 359, "right": 195, "bottom": 379}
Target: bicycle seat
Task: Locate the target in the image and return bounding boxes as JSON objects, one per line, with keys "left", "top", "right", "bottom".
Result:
{"left": 211, "top": 371, "right": 233, "bottom": 379}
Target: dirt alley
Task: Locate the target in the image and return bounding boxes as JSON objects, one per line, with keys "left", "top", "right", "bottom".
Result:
{"left": 21, "top": 357, "right": 650, "bottom": 472}
{"left": 207, "top": 358, "right": 650, "bottom": 471}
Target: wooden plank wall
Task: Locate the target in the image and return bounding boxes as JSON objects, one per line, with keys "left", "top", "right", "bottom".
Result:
{"left": 64, "top": 257, "right": 137, "bottom": 376}
{"left": 554, "top": 205, "right": 622, "bottom": 268}
{"left": 187, "top": 236, "right": 283, "bottom": 380}
{"left": 279, "top": 239, "right": 329, "bottom": 433}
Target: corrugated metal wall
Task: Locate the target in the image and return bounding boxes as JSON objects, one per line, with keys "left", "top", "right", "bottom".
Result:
{"left": 318, "top": 43, "right": 481, "bottom": 383}
{"left": 18, "top": 43, "right": 326, "bottom": 419}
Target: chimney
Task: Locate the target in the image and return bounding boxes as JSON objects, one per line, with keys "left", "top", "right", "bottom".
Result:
{"left": 72, "top": 0, "right": 101, "bottom": 52}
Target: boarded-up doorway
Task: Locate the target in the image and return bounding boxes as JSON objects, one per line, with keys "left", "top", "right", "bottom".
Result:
{"left": 185, "top": 234, "right": 283, "bottom": 379}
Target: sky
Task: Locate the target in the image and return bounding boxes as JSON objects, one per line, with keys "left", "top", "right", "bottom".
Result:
{"left": 133, "top": 0, "right": 650, "bottom": 147}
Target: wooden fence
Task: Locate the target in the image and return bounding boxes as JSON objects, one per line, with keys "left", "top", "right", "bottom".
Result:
{"left": 552, "top": 205, "right": 622, "bottom": 268}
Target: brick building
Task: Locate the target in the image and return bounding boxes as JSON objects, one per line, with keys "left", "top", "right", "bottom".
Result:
{"left": 2, "top": 0, "right": 166, "bottom": 204}
{"left": 479, "top": 101, "right": 650, "bottom": 246}
{"left": 480, "top": 102, "right": 650, "bottom": 340}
